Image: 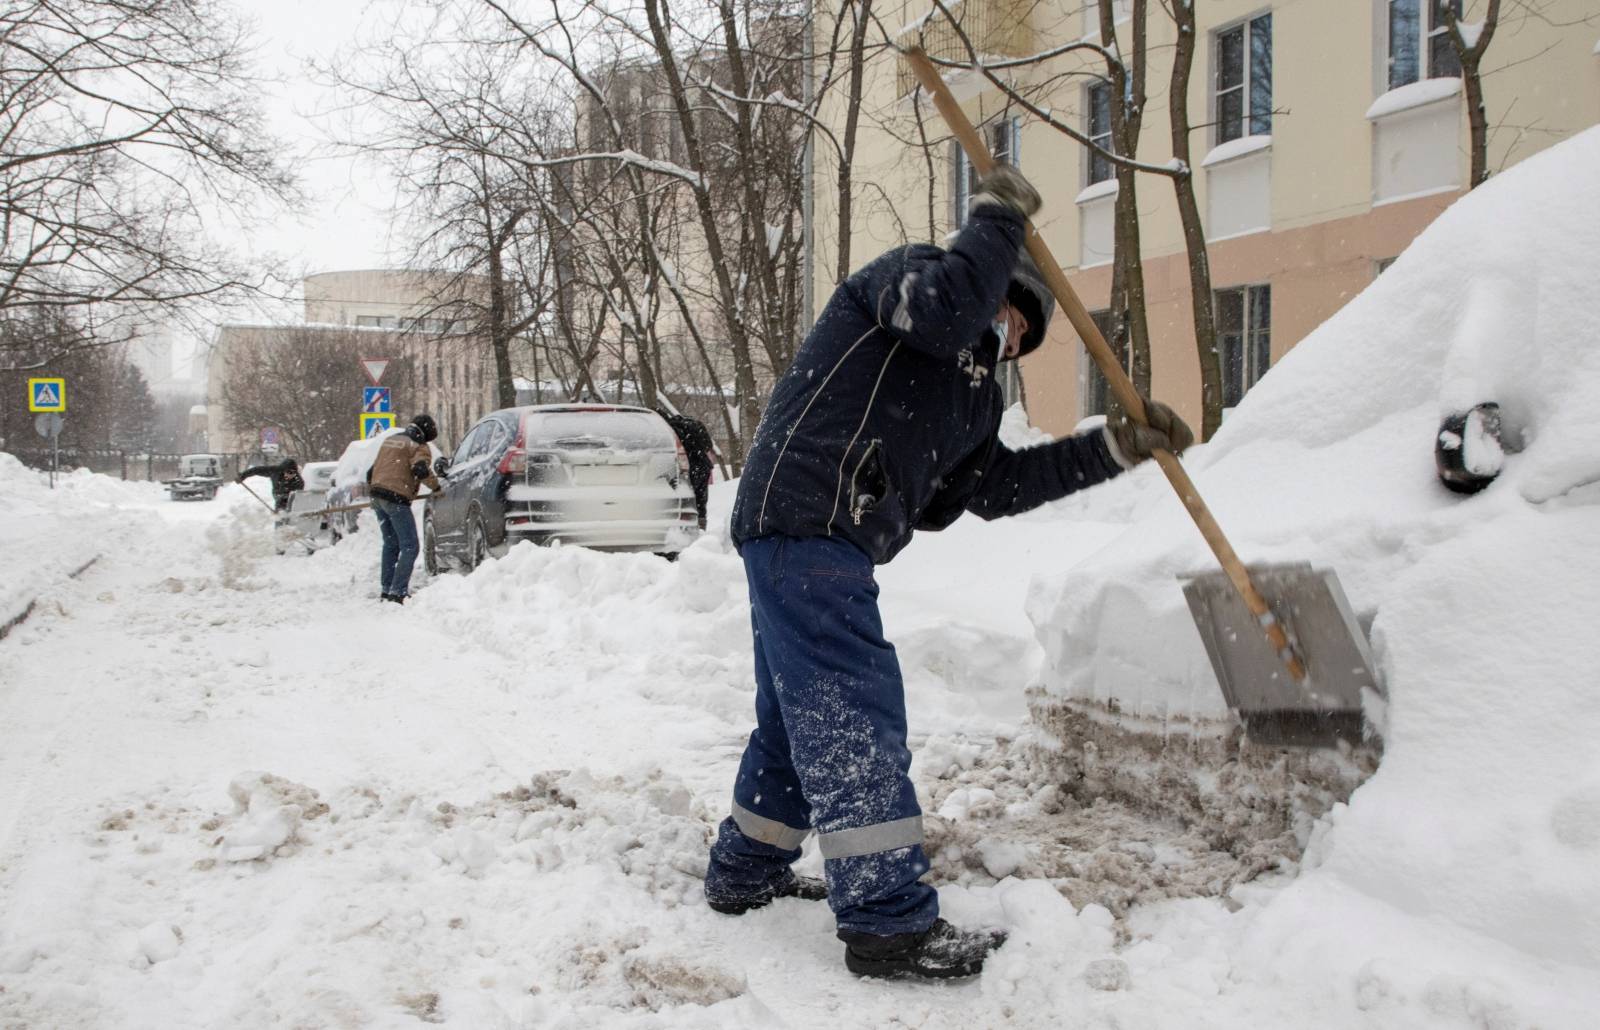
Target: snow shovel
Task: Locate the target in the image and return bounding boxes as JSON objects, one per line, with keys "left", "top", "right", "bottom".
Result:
{"left": 905, "top": 48, "right": 1380, "bottom": 748}
{"left": 238, "top": 480, "right": 320, "bottom": 556}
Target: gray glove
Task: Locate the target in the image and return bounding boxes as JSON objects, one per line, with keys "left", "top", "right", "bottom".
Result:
{"left": 969, "top": 164, "right": 1041, "bottom": 219}
{"left": 1107, "top": 396, "right": 1195, "bottom": 466}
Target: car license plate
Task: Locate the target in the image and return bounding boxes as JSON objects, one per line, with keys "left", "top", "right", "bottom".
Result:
{"left": 572, "top": 464, "right": 638, "bottom": 486}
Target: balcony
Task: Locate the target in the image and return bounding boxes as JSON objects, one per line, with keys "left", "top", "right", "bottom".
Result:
{"left": 897, "top": 0, "right": 1036, "bottom": 99}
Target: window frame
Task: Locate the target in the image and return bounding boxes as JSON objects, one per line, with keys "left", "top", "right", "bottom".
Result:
{"left": 1214, "top": 283, "right": 1272, "bottom": 410}
{"left": 951, "top": 117, "right": 1022, "bottom": 229}
{"left": 1079, "top": 309, "right": 1130, "bottom": 419}
{"left": 1085, "top": 80, "right": 1113, "bottom": 186}
{"left": 1213, "top": 11, "right": 1273, "bottom": 146}
{"left": 1387, "top": 0, "right": 1463, "bottom": 90}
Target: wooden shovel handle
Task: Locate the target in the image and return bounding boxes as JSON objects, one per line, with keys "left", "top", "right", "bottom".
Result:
{"left": 905, "top": 47, "right": 1306, "bottom": 683}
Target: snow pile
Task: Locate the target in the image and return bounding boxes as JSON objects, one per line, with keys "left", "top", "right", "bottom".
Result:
{"left": 0, "top": 453, "right": 165, "bottom": 627}
{"left": 1033, "top": 127, "right": 1600, "bottom": 1016}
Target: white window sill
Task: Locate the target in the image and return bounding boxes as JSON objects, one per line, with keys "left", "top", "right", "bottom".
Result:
{"left": 1372, "top": 183, "right": 1461, "bottom": 208}
{"left": 1365, "top": 78, "right": 1462, "bottom": 120}
{"left": 1207, "top": 225, "right": 1271, "bottom": 244}
{"left": 1201, "top": 134, "right": 1272, "bottom": 168}
{"left": 1075, "top": 179, "right": 1120, "bottom": 204}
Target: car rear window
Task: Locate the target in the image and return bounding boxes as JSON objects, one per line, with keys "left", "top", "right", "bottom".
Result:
{"left": 523, "top": 411, "right": 672, "bottom": 451}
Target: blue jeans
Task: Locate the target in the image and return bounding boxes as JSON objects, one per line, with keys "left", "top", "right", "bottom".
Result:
{"left": 704, "top": 535, "right": 937, "bottom": 936}
{"left": 373, "top": 496, "right": 419, "bottom": 597}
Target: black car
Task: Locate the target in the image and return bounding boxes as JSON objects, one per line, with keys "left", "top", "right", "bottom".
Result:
{"left": 424, "top": 404, "right": 702, "bottom": 572}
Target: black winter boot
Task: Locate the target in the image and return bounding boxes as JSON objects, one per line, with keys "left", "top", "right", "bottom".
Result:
{"left": 838, "top": 919, "right": 1008, "bottom": 980}
{"left": 706, "top": 872, "right": 828, "bottom": 915}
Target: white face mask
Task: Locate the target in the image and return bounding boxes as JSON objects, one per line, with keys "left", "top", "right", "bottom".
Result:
{"left": 989, "top": 317, "right": 1009, "bottom": 360}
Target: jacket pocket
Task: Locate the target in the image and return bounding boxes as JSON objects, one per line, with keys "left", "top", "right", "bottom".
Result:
{"left": 848, "top": 439, "right": 886, "bottom": 527}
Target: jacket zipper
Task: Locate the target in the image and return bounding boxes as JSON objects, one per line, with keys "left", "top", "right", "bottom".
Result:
{"left": 825, "top": 341, "right": 901, "bottom": 535}
{"left": 848, "top": 439, "right": 881, "bottom": 526}
{"left": 757, "top": 326, "right": 878, "bottom": 534}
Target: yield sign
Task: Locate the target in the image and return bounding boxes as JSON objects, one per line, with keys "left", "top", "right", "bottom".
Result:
{"left": 361, "top": 358, "right": 390, "bottom": 385}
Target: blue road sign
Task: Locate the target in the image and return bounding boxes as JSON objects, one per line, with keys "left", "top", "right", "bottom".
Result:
{"left": 360, "top": 412, "right": 395, "bottom": 439}
{"left": 363, "top": 387, "right": 392, "bottom": 413}
{"left": 29, "top": 378, "right": 66, "bottom": 412}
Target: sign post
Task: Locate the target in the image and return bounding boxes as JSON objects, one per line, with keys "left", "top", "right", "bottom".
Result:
{"left": 260, "top": 427, "right": 281, "bottom": 454}
{"left": 34, "top": 412, "right": 64, "bottom": 489}
{"left": 28, "top": 379, "right": 66, "bottom": 488}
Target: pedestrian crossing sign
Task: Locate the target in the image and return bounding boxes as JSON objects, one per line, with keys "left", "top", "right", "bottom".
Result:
{"left": 28, "top": 378, "right": 66, "bottom": 412}
{"left": 360, "top": 412, "right": 395, "bottom": 439}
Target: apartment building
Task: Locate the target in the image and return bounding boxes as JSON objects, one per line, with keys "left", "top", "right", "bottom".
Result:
{"left": 206, "top": 270, "right": 496, "bottom": 456}
{"left": 812, "top": 0, "right": 1600, "bottom": 436}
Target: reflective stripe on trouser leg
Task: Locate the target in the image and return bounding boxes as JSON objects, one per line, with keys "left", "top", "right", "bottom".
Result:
{"left": 816, "top": 815, "right": 923, "bottom": 859}
{"left": 743, "top": 535, "right": 937, "bottom": 937}
{"left": 731, "top": 799, "right": 809, "bottom": 851}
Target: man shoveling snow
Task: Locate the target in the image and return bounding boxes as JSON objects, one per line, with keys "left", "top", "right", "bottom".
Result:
{"left": 703, "top": 165, "right": 1193, "bottom": 980}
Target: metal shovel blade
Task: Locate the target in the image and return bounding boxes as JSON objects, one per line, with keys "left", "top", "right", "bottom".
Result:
{"left": 1182, "top": 563, "right": 1380, "bottom": 748}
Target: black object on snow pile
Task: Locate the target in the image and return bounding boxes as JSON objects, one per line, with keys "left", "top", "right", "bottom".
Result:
{"left": 838, "top": 919, "right": 1008, "bottom": 980}
{"left": 1436, "top": 402, "right": 1505, "bottom": 495}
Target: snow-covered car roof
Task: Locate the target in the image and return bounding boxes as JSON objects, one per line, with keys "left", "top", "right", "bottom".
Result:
{"left": 299, "top": 461, "right": 338, "bottom": 491}
{"left": 331, "top": 430, "right": 440, "bottom": 489}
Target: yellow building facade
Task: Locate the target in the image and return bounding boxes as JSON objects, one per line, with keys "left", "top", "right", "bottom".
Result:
{"left": 812, "top": 0, "right": 1600, "bottom": 435}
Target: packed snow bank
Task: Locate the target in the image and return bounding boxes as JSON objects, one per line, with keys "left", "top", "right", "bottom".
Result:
{"left": 1032, "top": 126, "right": 1600, "bottom": 1005}
{"left": 0, "top": 454, "right": 166, "bottom": 628}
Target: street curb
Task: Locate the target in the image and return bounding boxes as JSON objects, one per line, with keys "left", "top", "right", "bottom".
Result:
{"left": 0, "top": 555, "right": 101, "bottom": 643}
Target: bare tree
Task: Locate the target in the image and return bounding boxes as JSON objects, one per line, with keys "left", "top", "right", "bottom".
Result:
{"left": 915, "top": 0, "right": 1232, "bottom": 434}
{"left": 0, "top": 308, "right": 156, "bottom": 450}
{"left": 333, "top": 29, "right": 562, "bottom": 410}
{"left": 221, "top": 328, "right": 415, "bottom": 460}
{"left": 0, "top": 0, "right": 296, "bottom": 368}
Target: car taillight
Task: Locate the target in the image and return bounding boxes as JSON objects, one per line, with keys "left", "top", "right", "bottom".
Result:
{"left": 498, "top": 447, "right": 526, "bottom": 474}
{"left": 501, "top": 446, "right": 562, "bottom": 482}
{"left": 674, "top": 438, "right": 691, "bottom": 482}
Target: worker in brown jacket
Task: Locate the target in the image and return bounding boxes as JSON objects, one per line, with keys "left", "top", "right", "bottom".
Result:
{"left": 368, "top": 413, "right": 442, "bottom": 604}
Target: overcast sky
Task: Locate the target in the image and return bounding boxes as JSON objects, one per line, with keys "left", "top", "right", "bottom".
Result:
{"left": 251, "top": 0, "right": 401, "bottom": 280}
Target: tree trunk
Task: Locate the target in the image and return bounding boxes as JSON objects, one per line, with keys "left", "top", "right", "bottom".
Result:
{"left": 835, "top": 0, "right": 873, "bottom": 283}
{"left": 1101, "top": 0, "right": 1152, "bottom": 396}
{"left": 643, "top": 0, "right": 762, "bottom": 468}
{"left": 1451, "top": 0, "right": 1500, "bottom": 189}
{"left": 1167, "top": 0, "right": 1223, "bottom": 438}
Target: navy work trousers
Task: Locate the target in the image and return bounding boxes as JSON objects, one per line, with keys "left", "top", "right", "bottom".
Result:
{"left": 373, "top": 496, "right": 420, "bottom": 598}
{"left": 705, "top": 534, "right": 937, "bottom": 936}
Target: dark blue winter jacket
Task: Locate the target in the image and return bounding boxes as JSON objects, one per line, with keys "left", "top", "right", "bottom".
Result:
{"left": 730, "top": 203, "right": 1127, "bottom": 566}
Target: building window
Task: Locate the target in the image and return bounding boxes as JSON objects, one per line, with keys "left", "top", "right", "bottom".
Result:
{"left": 1086, "top": 81, "right": 1113, "bottom": 185}
{"left": 1215, "top": 13, "right": 1272, "bottom": 144}
{"left": 1389, "top": 0, "right": 1462, "bottom": 89}
{"left": 422, "top": 361, "right": 429, "bottom": 389}
{"left": 951, "top": 118, "right": 1021, "bottom": 228}
{"left": 1080, "top": 309, "right": 1127, "bottom": 418}
{"left": 1215, "top": 284, "right": 1271, "bottom": 409}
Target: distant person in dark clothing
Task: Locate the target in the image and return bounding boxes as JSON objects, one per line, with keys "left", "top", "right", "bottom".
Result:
{"left": 238, "top": 458, "right": 305, "bottom": 511}
{"left": 658, "top": 408, "right": 716, "bottom": 529}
